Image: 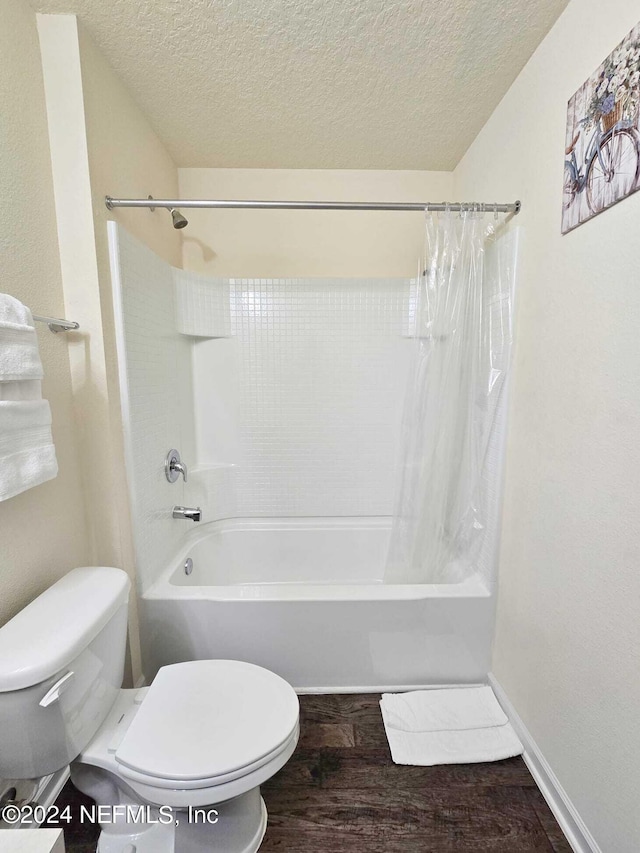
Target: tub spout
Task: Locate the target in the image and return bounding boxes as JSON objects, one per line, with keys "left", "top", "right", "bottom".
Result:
{"left": 172, "top": 506, "right": 202, "bottom": 522}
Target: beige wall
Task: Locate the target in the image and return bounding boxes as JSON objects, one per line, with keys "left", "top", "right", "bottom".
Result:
{"left": 179, "top": 168, "right": 452, "bottom": 276}
{"left": 37, "top": 14, "right": 181, "bottom": 682}
{"left": 454, "top": 1, "right": 640, "bottom": 849}
{"left": 79, "top": 26, "right": 182, "bottom": 270}
{"left": 0, "top": 0, "right": 90, "bottom": 624}
{"left": 80, "top": 22, "right": 182, "bottom": 682}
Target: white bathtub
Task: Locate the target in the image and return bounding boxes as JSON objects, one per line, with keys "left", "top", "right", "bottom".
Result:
{"left": 141, "top": 518, "right": 494, "bottom": 691}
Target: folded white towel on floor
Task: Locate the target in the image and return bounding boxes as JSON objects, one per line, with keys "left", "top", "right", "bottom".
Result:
{"left": 0, "top": 400, "right": 58, "bottom": 501}
{"left": 381, "top": 685, "right": 508, "bottom": 731}
{"left": 380, "top": 686, "right": 523, "bottom": 766}
{"left": 0, "top": 294, "right": 43, "bottom": 381}
{"left": 380, "top": 722, "right": 524, "bottom": 766}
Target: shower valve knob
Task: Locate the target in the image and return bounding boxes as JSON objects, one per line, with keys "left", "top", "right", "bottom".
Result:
{"left": 165, "top": 449, "right": 188, "bottom": 483}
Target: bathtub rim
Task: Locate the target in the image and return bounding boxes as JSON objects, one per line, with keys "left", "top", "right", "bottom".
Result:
{"left": 143, "top": 516, "right": 492, "bottom": 603}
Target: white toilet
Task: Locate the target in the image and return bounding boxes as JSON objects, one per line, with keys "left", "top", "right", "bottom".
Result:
{"left": 0, "top": 567, "right": 299, "bottom": 852}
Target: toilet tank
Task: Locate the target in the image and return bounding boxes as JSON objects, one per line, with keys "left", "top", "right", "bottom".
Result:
{"left": 0, "top": 567, "right": 130, "bottom": 778}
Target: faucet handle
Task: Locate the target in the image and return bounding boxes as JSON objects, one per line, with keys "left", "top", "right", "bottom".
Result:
{"left": 165, "top": 449, "right": 188, "bottom": 483}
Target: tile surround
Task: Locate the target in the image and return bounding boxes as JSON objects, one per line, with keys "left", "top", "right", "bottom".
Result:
{"left": 111, "top": 224, "right": 506, "bottom": 589}
{"left": 111, "top": 224, "right": 416, "bottom": 586}
{"left": 109, "top": 224, "right": 195, "bottom": 591}
{"left": 191, "top": 277, "right": 415, "bottom": 517}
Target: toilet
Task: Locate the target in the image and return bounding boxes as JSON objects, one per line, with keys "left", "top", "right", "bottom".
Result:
{"left": 0, "top": 567, "right": 299, "bottom": 852}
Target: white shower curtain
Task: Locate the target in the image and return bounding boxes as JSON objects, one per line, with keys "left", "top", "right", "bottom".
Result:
{"left": 385, "top": 210, "right": 518, "bottom": 584}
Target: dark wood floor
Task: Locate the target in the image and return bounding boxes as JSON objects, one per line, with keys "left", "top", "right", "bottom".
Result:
{"left": 51, "top": 694, "right": 571, "bottom": 852}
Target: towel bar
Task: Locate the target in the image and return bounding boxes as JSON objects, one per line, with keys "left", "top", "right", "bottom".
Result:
{"left": 32, "top": 314, "right": 80, "bottom": 334}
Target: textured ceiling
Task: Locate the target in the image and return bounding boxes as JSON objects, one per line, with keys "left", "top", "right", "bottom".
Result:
{"left": 32, "top": 0, "right": 569, "bottom": 170}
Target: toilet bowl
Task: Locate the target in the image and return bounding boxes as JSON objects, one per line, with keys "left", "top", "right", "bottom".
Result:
{"left": 0, "top": 567, "right": 299, "bottom": 853}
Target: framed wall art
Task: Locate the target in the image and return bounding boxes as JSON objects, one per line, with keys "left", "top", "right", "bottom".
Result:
{"left": 562, "top": 22, "right": 640, "bottom": 233}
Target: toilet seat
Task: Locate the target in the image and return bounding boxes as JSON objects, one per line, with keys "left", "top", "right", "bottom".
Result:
{"left": 117, "top": 724, "right": 300, "bottom": 790}
{"left": 116, "top": 723, "right": 299, "bottom": 809}
{"left": 114, "top": 660, "right": 299, "bottom": 787}
{"left": 74, "top": 659, "right": 300, "bottom": 809}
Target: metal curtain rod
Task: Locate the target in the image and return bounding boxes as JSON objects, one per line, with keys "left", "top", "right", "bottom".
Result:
{"left": 105, "top": 196, "right": 521, "bottom": 214}
{"left": 33, "top": 314, "right": 80, "bottom": 334}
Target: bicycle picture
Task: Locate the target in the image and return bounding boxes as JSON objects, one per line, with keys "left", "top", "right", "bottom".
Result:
{"left": 562, "top": 22, "right": 640, "bottom": 234}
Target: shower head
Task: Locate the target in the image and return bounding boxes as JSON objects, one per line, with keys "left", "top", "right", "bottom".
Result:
{"left": 170, "top": 208, "right": 188, "bottom": 229}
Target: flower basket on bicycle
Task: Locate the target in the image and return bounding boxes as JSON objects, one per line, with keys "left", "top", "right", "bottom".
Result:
{"left": 601, "top": 100, "right": 625, "bottom": 132}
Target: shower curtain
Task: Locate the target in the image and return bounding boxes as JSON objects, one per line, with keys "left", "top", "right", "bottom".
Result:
{"left": 385, "top": 210, "right": 518, "bottom": 584}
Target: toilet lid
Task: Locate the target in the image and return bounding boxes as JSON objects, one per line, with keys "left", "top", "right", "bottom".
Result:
{"left": 115, "top": 660, "right": 299, "bottom": 783}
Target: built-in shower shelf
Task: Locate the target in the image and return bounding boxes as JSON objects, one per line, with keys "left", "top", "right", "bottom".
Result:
{"left": 189, "top": 463, "right": 236, "bottom": 478}
{"left": 177, "top": 330, "right": 235, "bottom": 339}
{"left": 174, "top": 274, "right": 233, "bottom": 337}
{"left": 401, "top": 333, "right": 451, "bottom": 340}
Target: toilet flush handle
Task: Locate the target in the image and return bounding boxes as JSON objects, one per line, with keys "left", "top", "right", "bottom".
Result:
{"left": 39, "top": 671, "right": 75, "bottom": 708}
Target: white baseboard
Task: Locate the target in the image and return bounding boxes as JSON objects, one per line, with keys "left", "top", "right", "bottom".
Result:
{"left": 489, "top": 674, "right": 602, "bottom": 853}
{"left": 295, "top": 681, "right": 486, "bottom": 694}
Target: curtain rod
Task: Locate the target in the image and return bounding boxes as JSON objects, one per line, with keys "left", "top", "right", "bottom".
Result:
{"left": 105, "top": 196, "right": 521, "bottom": 214}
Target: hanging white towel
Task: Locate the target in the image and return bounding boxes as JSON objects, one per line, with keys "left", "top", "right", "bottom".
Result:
{"left": 0, "top": 294, "right": 44, "bottom": 381}
{"left": 380, "top": 686, "right": 523, "bottom": 766}
{"left": 0, "top": 294, "right": 58, "bottom": 500}
{"left": 0, "top": 401, "right": 58, "bottom": 501}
